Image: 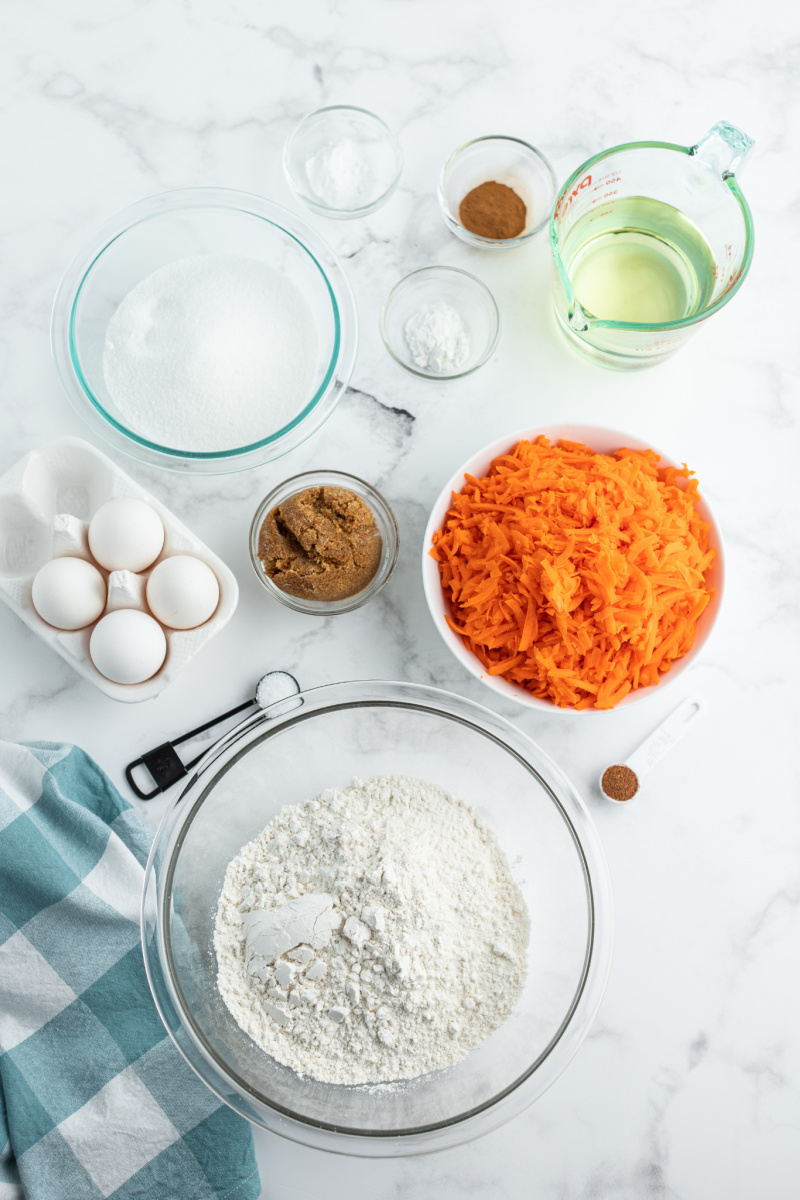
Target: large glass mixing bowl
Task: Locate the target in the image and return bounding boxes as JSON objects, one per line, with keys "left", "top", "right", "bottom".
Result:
{"left": 51, "top": 188, "right": 358, "bottom": 474}
{"left": 141, "top": 681, "right": 614, "bottom": 1155}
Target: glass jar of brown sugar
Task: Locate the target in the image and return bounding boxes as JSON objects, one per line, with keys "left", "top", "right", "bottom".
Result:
{"left": 249, "top": 470, "right": 399, "bottom": 615}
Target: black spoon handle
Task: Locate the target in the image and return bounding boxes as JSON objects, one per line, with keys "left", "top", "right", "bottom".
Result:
{"left": 124, "top": 697, "right": 256, "bottom": 800}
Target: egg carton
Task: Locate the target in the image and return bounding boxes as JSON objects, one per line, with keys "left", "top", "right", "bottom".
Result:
{"left": 0, "top": 437, "right": 239, "bottom": 702}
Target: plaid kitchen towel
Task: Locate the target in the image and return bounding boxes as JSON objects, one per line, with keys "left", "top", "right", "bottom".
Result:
{"left": 0, "top": 741, "right": 260, "bottom": 1200}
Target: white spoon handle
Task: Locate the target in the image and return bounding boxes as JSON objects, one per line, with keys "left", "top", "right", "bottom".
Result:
{"left": 626, "top": 695, "right": 707, "bottom": 782}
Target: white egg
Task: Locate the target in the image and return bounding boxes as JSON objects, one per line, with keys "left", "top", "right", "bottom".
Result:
{"left": 31, "top": 557, "right": 107, "bottom": 630}
{"left": 146, "top": 555, "right": 220, "bottom": 629}
{"left": 88, "top": 498, "right": 165, "bottom": 572}
{"left": 89, "top": 609, "right": 167, "bottom": 684}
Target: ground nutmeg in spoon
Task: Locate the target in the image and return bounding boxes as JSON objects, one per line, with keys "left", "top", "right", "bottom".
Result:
{"left": 258, "top": 485, "right": 382, "bottom": 602}
{"left": 601, "top": 764, "right": 639, "bottom": 802}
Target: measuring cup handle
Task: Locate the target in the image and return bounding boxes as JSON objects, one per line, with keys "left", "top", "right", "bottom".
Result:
{"left": 626, "top": 696, "right": 708, "bottom": 781}
{"left": 691, "top": 122, "right": 755, "bottom": 178}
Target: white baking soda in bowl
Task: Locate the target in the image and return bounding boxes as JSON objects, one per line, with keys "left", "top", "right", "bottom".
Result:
{"left": 103, "top": 254, "right": 319, "bottom": 453}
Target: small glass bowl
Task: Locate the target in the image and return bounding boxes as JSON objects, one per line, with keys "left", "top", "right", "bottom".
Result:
{"left": 438, "top": 135, "right": 557, "bottom": 250}
{"left": 380, "top": 266, "right": 500, "bottom": 379}
{"left": 249, "top": 470, "right": 399, "bottom": 615}
{"left": 284, "top": 106, "right": 403, "bottom": 219}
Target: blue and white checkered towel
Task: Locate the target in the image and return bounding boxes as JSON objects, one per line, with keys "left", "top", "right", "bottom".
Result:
{"left": 0, "top": 741, "right": 261, "bottom": 1200}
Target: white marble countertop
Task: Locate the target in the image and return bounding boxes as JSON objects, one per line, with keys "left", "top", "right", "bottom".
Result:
{"left": 2, "top": 1, "right": 799, "bottom": 1196}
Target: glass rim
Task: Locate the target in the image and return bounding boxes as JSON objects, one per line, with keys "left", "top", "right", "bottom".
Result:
{"left": 549, "top": 138, "right": 756, "bottom": 331}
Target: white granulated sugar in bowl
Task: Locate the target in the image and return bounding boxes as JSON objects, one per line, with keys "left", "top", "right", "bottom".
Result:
{"left": 103, "top": 254, "right": 319, "bottom": 452}
{"left": 214, "top": 775, "right": 528, "bottom": 1086}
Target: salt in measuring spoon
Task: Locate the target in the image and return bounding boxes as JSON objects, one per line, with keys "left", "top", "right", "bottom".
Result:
{"left": 599, "top": 695, "right": 707, "bottom": 804}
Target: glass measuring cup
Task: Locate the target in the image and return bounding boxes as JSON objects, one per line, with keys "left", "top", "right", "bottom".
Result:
{"left": 550, "top": 122, "right": 754, "bottom": 369}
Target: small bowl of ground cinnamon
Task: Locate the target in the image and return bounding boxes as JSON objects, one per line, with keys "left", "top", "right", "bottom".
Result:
{"left": 249, "top": 470, "right": 399, "bottom": 615}
{"left": 438, "top": 136, "right": 557, "bottom": 250}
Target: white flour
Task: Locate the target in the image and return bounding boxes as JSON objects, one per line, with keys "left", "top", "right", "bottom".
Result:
{"left": 403, "top": 301, "right": 470, "bottom": 374}
{"left": 103, "top": 254, "right": 318, "bottom": 452}
{"left": 213, "top": 775, "right": 527, "bottom": 1085}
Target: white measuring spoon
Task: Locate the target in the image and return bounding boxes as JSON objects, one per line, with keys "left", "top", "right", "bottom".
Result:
{"left": 599, "top": 695, "right": 708, "bottom": 803}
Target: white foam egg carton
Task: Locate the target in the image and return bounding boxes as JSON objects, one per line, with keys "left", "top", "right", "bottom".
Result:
{"left": 0, "top": 437, "right": 239, "bottom": 702}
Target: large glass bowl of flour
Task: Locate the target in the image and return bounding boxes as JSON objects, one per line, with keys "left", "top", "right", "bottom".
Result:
{"left": 142, "top": 680, "right": 614, "bottom": 1156}
{"left": 51, "top": 189, "right": 358, "bottom": 474}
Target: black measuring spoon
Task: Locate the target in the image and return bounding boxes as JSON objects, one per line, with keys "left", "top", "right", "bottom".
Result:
{"left": 125, "top": 670, "right": 301, "bottom": 800}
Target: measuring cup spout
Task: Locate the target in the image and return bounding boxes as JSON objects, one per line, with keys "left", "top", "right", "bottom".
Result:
{"left": 690, "top": 121, "right": 755, "bottom": 178}
{"left": 567, "top": 297, "right": 592, "bottom": 333}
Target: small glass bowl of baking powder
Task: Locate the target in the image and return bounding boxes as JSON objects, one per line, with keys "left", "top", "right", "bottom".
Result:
{"left": 380, "top": 266, "right": 500, "bottom": 379}
{"left": 284, "top": 106, "right": 404, "bottom": 219}
{"left": 249, "top": 469, "right": 399, "bottom": 616}
{"left": 439, "top": 135, "right": 557, "bottom": 250}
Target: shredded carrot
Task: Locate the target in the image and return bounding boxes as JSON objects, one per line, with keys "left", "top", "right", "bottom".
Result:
{"left": 431, "top": 437, "right": 716, "bottom": 710}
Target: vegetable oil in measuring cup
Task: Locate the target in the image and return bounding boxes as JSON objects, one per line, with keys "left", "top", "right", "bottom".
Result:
{"left": 563, "top": 197, "right": 717, "bottom": 324}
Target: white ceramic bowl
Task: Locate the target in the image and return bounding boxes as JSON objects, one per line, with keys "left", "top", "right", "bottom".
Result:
{"left": 422, "top": 424, "right": 724, "bottom": 714}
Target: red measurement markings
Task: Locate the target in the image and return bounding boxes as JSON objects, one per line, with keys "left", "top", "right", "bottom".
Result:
{"left": 714, "top": 246, "right": 740, "bottom": 294}
{"left": 721, "top": 264, "right": 744, "bottom": 295}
